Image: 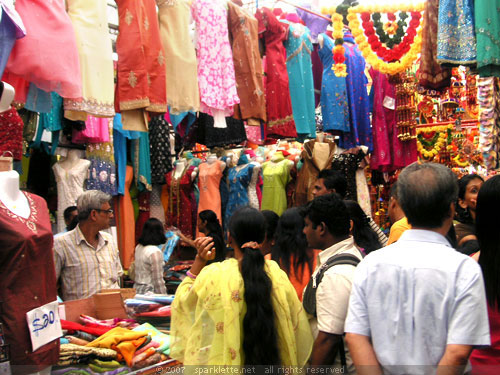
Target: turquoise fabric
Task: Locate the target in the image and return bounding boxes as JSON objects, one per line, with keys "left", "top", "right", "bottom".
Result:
{"left": 475, "top": 0, "right": 500, "bottom": 77}
{"left": 319, "top": 34, "right": 349, "bottom": 133}
{"left": 283, "top": 22, "right": 316, "bottom": 139}
{"left": 225, "top": 164, "right": 254, "bottom": 225}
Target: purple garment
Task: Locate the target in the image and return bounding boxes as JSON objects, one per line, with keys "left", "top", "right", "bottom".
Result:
{"left": 341, "top": 33, "right": 373, "bottom": 152}
{"left": 296, "top": 7, "right": 330, "bottom": 43}
{"left": 0, "top": 2, "right": 25, "bottom": 77}
{"left": 369, "top": 68, "right": 417, "bottom": 172}
{"left": 311, "top": 43, "right": 323, "bottom": 107}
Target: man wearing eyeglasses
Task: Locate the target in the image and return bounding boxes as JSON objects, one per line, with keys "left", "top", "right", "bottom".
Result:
{"left": 54, "top": 190, "right": 123, "bottom": 301}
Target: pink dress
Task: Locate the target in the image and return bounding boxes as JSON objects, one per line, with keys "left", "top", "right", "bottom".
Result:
{"left": 73, "top": 116, "right": 110, "bottom": 144}
{"left": 191, "top": 0, "right": 239, "bottom": 116}
{"left": 4, "top": 0, "right": 81, "bottom": 99}
{"left": 369, "top": 68, "right": 417, "bottom": 172}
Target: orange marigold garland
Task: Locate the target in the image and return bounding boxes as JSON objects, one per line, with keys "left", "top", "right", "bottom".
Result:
{"left": 331, "top": 12, "right": 347, "bottom": 77}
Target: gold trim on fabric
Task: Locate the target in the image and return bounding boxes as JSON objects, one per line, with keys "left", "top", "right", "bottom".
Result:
{"left": 156, "top": 0, "right": 177, "bottom": 7}
{"left": 0, "top": 192, "right": 38, "bottom": 233}
{"left": 168, "top": 103, "right": 200, "bottom": 114}
{"left": 437, "top": 58, "right": 477, "bottom": 65}
{"left": 139, "top": 175, "right": 152, "bottom": 192}
{"left": 146, "top": 103, "right": 168, "bottom": 113}
{"left": 120, "top": 99, "right": 151, "bottom": 111}
{"left": 286, "top": 41, "right": 312, "bottom": 63}
{"left": 64, "top": 98, "right": 115, "bottom": 118}
{"left": 268, "top": 114, "right": 294, "bottom": 127}
{"left": 128, "top": 71, "right": 138, "bottom": 88}
{"left": 125, "top": 9, "right": 133, "bottom": 26}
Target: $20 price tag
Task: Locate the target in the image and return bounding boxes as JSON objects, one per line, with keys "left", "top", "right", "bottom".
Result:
{"left": 26, "top": 301, "right": 62, "bottom": 351}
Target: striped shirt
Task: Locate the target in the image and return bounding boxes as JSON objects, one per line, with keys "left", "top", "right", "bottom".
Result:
{"left": 54, "top": 225, "right": 123, "bottom": 301}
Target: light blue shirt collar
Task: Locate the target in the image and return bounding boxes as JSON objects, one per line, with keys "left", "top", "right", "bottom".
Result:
{"left": 398, "top": 229, "right": 452, "bottom": 248}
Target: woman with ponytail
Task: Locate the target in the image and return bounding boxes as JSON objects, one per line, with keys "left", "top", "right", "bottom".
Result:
{"left": 171, "top": 207, "right": 313, "bottom": 366}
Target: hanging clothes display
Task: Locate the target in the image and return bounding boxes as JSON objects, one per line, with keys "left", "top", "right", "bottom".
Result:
{"left": 475, "top": 0, "right": 500, "bottom": 77}
{"left": 165, "top": 165, "right": 197, "bottom": 237}
{"left": 225, "top": 163, "right": 255, "bottom": 225}
{"left": 115, "top": 165, "right": 135, "bottom": 270}
{"left": 0, "top": 193, "right": 59, "bottom": 372}
{"left": 52, "top": 155, "right": 90, "bottom": 232}
{"left": 64, "top": 0, "right": 114, "bottom": 121}
{"left": 341, "top": 33, "right": 372, "bottom": 151}
{"left": 295, "top": 139, "right": 336, "bottom": 206}
{"left": 227, "top": 2, "right": 266, "bottom": 123}
{"left": 196, "top": 113, "right": 247, "bottom": 148}
{"left": 114, "top": 0, "right": 167, "bottom": 117}
{"left": 369, "top": 69, "right": 417, "bottom": 173}
{"left": 417, "top": 0, "right": 451, "bottom": 90}
{"left": 256, "top": 8, "right": 297, "bottom": 138}
{"left": 113, "top": 114, "right": 141, "bottom": 195}
{"left": 247, "top": 162, "right": 261, "bottom": 209}
{"left": 149, "top": 115, "right": 173, "bottom": 185}
{"left": 197, "top": 161, "right": 223, "bottom": 226}
{"left": 261, "top": 153, "right": 291, "bottom": 216}
{"left": 157, "top": 0, "right": 199, "bottom": 116}
{"left": 284, "top": 22, "right": 316, "bottom": 140}
{"left": 331, "top": 150, "right": 365, "bottom": 201}
{"left": 191, "top": 0, "right": 239, "bottom": 118}
{"left": 131, "top": 132, "right": 152, "bottom": 192}
{"left": 73, "top": 116, "right": 110, "bottom": 144}
{"left": 319, "top": 34, "right": 349, "bottom": 133}
{"left": 86, "top": 121, "right": 118, "bottom": 196}
{"left": 0, "top": 106, "right": 23, "bottom": 160}
{"left": 437, "top": 0, "right": 476, "bottom": 66}
{"left": 0, "top": 1, "right": 25, "bottom": 78}
{"left": 4, "top": 0, "right": 81, "bottom": 100}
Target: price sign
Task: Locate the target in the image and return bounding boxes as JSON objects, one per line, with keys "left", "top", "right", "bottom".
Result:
{"left": 26, "top": 301, "right": 62, "bottom": 351}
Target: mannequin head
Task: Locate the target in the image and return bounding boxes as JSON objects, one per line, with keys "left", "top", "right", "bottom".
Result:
{"left": 0, "top": 82, "right": 15, "bottom": 112}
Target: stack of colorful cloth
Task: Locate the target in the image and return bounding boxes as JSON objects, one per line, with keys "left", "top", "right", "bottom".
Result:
{"left": 57, "top": 344, "right": 117, "bottom": 366}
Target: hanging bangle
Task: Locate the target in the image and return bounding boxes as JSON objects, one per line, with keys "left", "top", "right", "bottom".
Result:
{"left": 186, "top": 270, "right": 197, "bottom": 280}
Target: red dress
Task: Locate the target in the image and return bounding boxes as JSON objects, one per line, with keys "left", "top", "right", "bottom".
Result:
{"left": 470, "top": 304, "right": 500, "bottom": 375}
{"left": 0, "top": 192, "right": 59, "bottom": 374}
{"left": 115, "top": 0, "right": 167, "bottom": 113}
{"left": 0, "top": 107, "right": 23, "bottom": 160}
{"left": 255, "top": 8, "right": 297, "bottom": 138}
{"left": 165, "top": 166, "right": 197, "bottom": 238}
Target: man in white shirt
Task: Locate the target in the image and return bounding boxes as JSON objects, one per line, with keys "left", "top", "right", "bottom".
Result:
{"left": 303, "top": 193, "right": 363, "bottom": 374}
{"left": 345, "top": 162, "right": 490, "bottom": 375}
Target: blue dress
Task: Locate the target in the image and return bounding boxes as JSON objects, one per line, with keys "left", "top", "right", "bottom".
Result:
{"left": 437, "top": 0, "right": 476, "bottom": 65}
{"left": 113, "top": 114, "right": 141, "bottom": 195}
{"left": 283, "top": 22, "right": 316, "bottom": 140}
{"left": 318, "top": 33, "right": 349, "bottom": 133}
{"left": 225, "top": 164, "right": 254, "bottom": 225}
{"left": 342, "top": 33, "right": 372, "bottom": 152}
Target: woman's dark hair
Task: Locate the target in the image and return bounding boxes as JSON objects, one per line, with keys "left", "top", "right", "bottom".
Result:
{"left": 456, "top": 174, "right": 484, "bottom": 224}
{"left": 137, "top": 218, "right": 166, "bottom": 246}
{"left": 228, "top": 207, "right": 280, "bottom": 365}
{"left": 344, "top": 200, "right": 382, "bottom": 254}
{"left": 475, "top": 175, "right": 500, "bottom": 308}
{"left": 271, "top": 208, "right": 312, "bottom": 281}
{"left": 261, "top": 210, "right": 279, "bottom": 242}
{"left": 199, "top": 210, "right": 223, "bottom": 240}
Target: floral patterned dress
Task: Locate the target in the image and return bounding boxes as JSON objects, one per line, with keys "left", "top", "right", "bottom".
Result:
{"left": 191, "top": 0, "right": 239, "bottom": 117}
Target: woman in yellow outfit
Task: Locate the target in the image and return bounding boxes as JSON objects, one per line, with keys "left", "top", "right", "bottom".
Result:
{"left": 171, "top": 207, "right": 313, "bottom": 366}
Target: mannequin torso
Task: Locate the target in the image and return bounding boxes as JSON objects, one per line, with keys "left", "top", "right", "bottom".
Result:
{"left": 0, "top": 170, "right": 29, "bottom": 218}
{"left": 174, "top": 158, "right": 198, "bottom": 181}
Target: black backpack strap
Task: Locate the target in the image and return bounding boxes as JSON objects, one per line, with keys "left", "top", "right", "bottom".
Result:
{"left": 314, "top": 253, "right": 361, "bottom": 288}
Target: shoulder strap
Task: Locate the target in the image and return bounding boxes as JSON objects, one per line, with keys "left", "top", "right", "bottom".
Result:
{"left": 314, "top": 253, "right": 361, "bottom": 288}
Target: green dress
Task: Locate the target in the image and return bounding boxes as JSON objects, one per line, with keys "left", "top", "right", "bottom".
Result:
{"left": 261, "top": 153, "right": 291, "bottom": 216}
{"left": 475, "top": 0, "right": 500, "bottom": 77}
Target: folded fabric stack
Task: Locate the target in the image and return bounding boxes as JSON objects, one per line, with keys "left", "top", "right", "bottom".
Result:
{"left": 58, "top": 344, "right": 117, "bottom": 366}
{"left": 133, "top": 323, "right": 171, "bottom": 356}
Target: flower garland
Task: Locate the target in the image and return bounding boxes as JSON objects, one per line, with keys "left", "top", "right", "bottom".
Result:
{"left": 416, "top": 124, "right": 453, "bottom": 160}
{"left": 346, "top": 4, "right": 424, "bottom": 75}
{"left": 372, "top": 12, "right": 407, "bottom": 48}
{"left": 363, "top": 11, "right": 421, "bottom": 62}
{"left": 331, "top": 12, "right": 347, "bottom": 77}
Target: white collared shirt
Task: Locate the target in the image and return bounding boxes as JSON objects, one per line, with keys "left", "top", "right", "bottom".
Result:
{"left": 345, "top": 229, "right": 490, "bottom": 373}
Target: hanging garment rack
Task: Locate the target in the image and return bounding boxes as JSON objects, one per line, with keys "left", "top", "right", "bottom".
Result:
{"left": 273, "top": 0, "right": 332, "bottom": 22}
